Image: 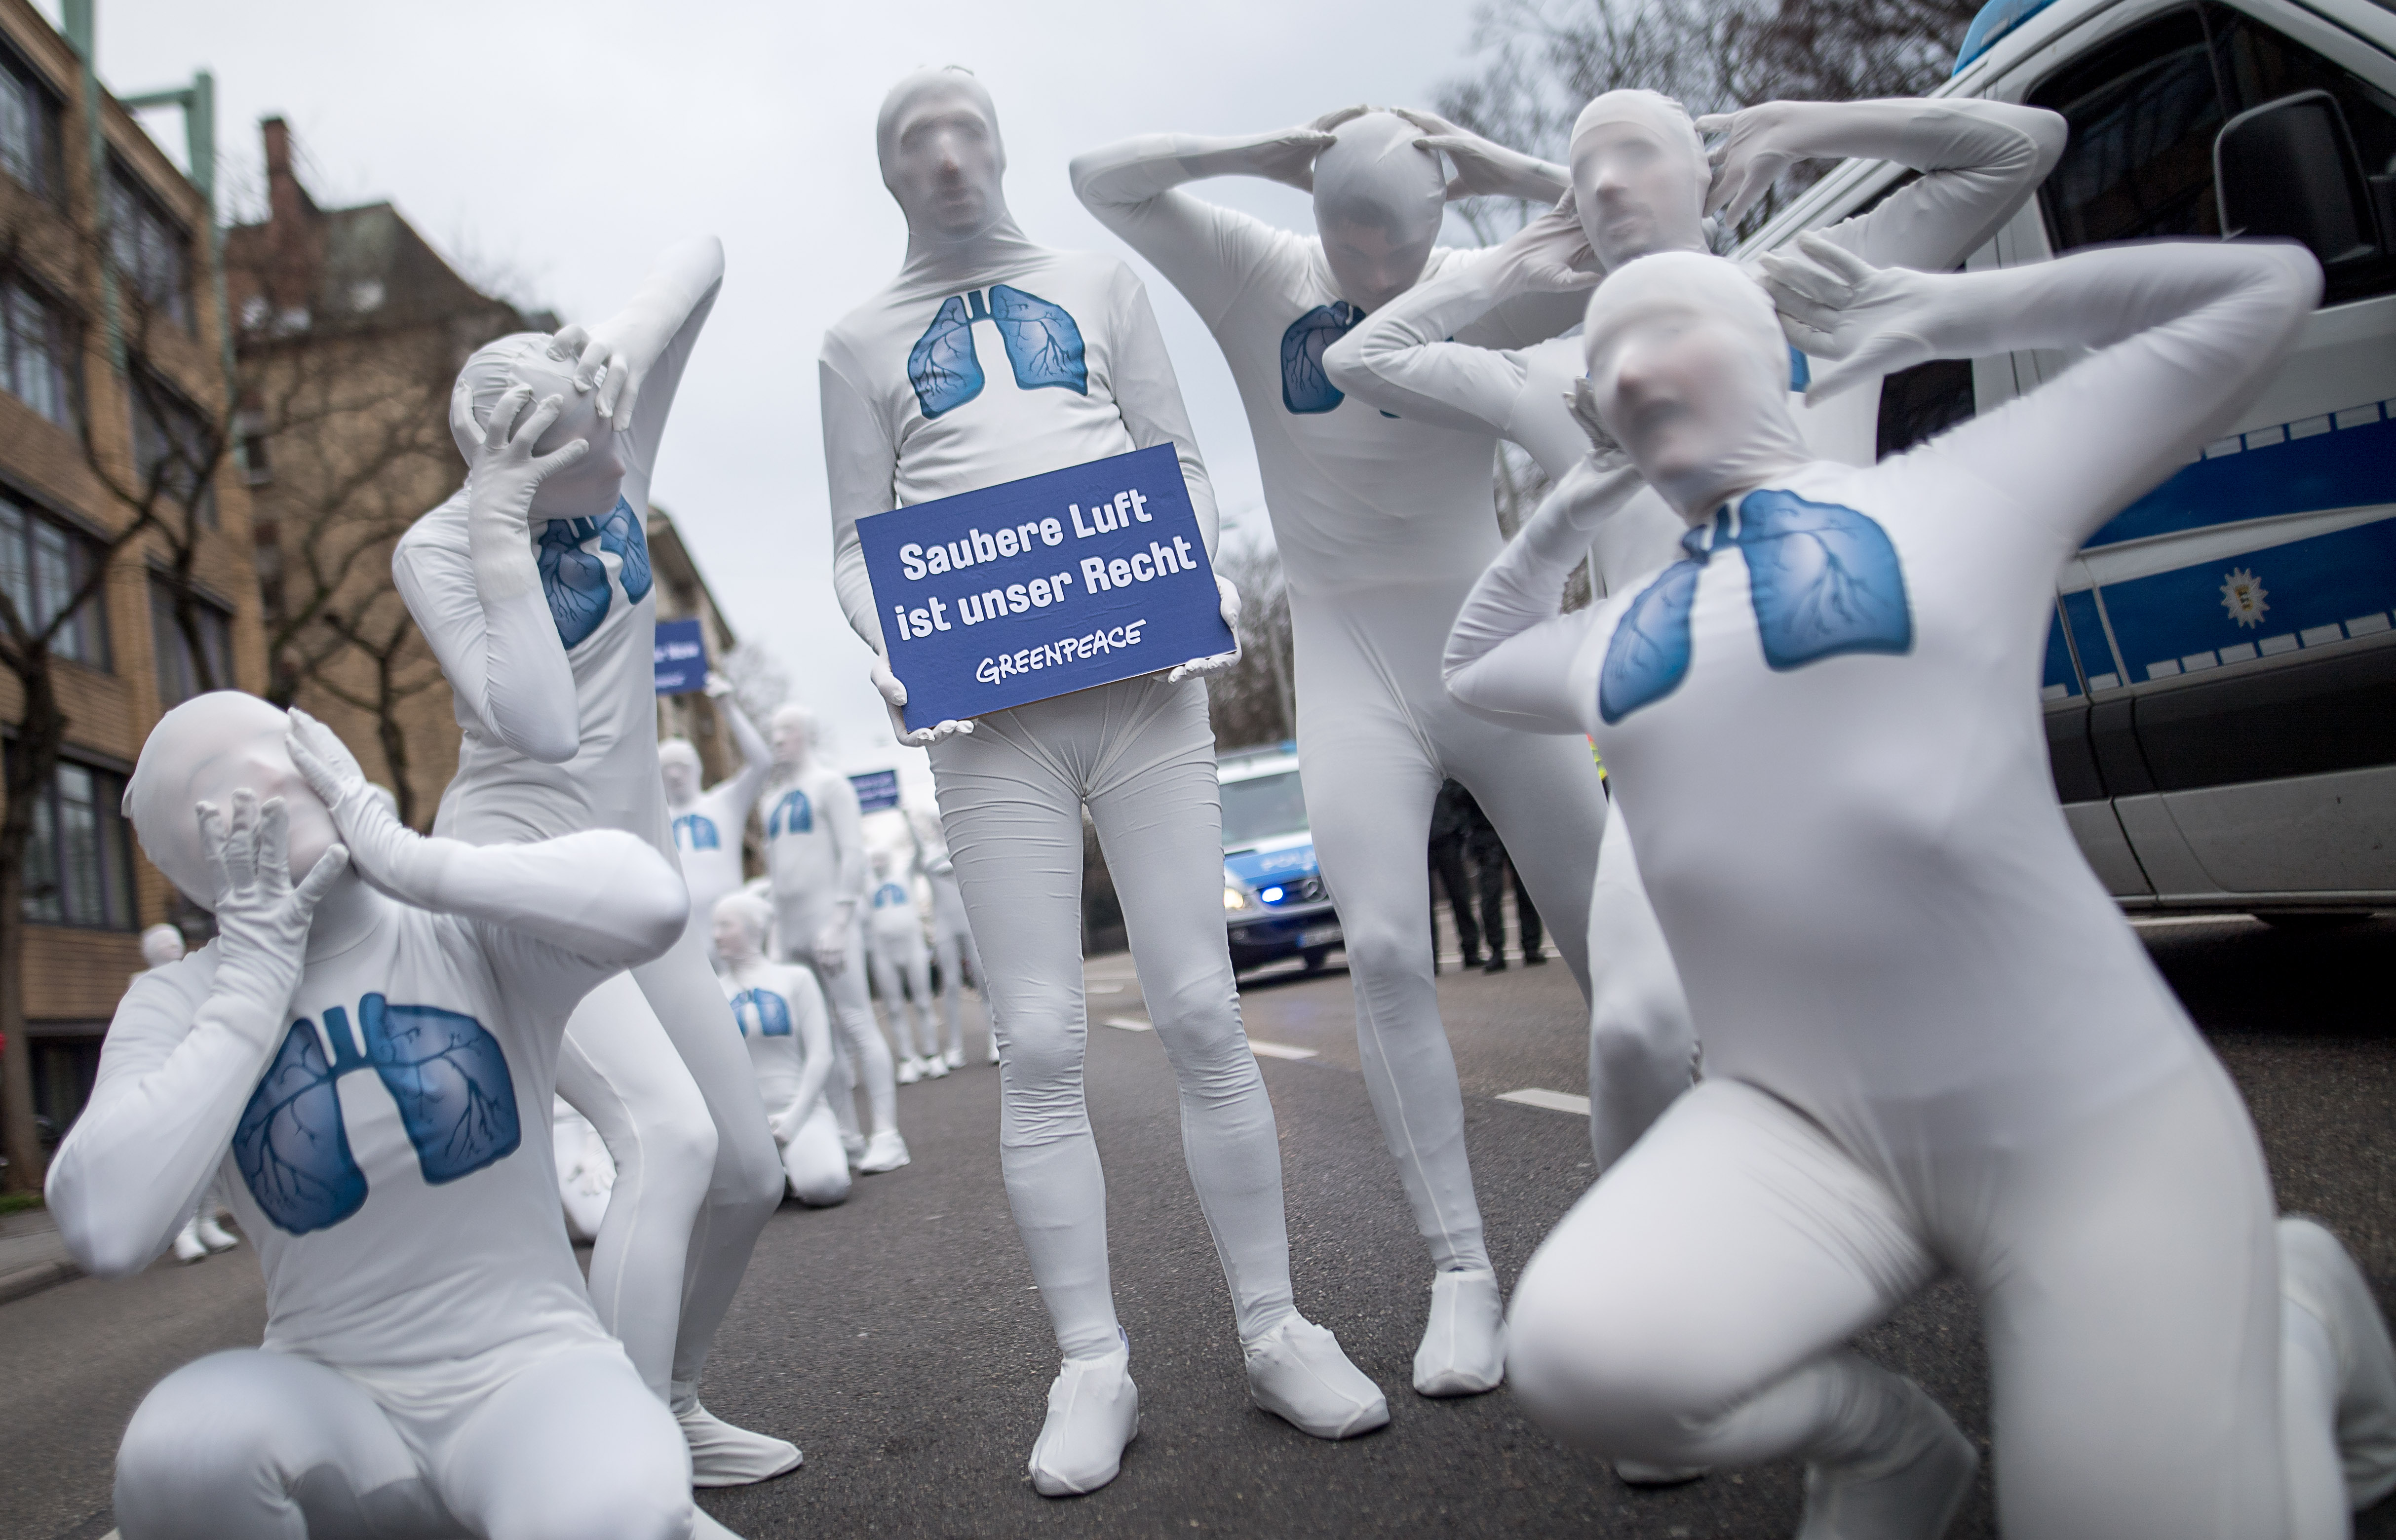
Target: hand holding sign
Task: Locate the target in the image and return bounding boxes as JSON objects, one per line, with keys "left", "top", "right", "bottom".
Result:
{"left": 1163, "top": 575, "right": 1244, "bottom": 684}
{"left": 868, "top": 650, "right": 977, "bottom": 748}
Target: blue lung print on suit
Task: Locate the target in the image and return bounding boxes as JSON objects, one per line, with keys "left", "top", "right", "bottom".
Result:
{"left": 1281, "top": 302, "right": 1363, "bottom": 414}
{"left": 873, "top": 882, "right": 908, "bottom": 910}
{"left": 674, "top": 812, "right": 720, "bottom": 852}
{"left": 535, "top": 496, "right": 654, "bottom": 649}
{"left": 1598, "top": 492, "right": 1911, "bottom": 724}
{"left": 234, "top": 997, "right": 521, "bottom": 1235}
{"left": 732, "top": 988, "right": 792, "bottom": 1038}
{"left": 767, "top": 789, "right": 813, "bottom": 838}
{"left": 907, "top": 286, "right": 1088, "bottom": 419}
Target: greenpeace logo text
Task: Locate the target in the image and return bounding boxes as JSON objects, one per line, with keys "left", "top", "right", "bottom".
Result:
{"left": 977, "top": 620, "right": 1149, "bottom": 685}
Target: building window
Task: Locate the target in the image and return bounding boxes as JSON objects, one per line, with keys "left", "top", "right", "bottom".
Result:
{"left": 0, "top": 44, "right": 60, "bottom": 201}
{"left": 129, "top": 373, "right": 218, "bottom": 526}
{"left": 150, "top": 578, "right": 231, "bottom": 707}
{"left": 236, "top": 407, "right": 271, "bottom": 486}
{"left": 0, "top": 497, "right": 107, "bottom": 665}
{"left": 0, "top": 276, "right": 77, "bottom": 429}
{"left": 107, "top": 165, "right": 191, "bottom": 329}
{"left": 16, "top": 755, "right": 137, "bottom": 930}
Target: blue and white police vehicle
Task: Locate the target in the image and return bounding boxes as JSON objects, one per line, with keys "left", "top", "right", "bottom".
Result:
{"left": 1219, "top": 742, "right": 1344, "bottom": 970}
{"left": 1740, "top": 0, "right": 2396, "bottom": 917}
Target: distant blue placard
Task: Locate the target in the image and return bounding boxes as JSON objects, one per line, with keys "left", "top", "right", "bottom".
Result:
{"left": 856, "top": 444, "right": 1236, "bottom": 730}
{"left": 850, "top": 769, "right": 900, "bottom": 814}
{"left": 654, "top": 618, "right": 707, "bottom": 695}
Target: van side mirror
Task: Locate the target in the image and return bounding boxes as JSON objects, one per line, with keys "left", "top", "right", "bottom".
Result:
{"left": 2214, "top": 90, "right": 2380, "bottom": 267}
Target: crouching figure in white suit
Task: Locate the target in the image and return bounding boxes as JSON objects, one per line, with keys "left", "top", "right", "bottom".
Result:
{"left": 713, "top": 892, "right": 851, "bottom": 1208}
{"left": 49, "top": 695, "right": 743, "bottom": 1540}
{"left": 1445, "top": 231, "right": 2396, "bottom": 1537}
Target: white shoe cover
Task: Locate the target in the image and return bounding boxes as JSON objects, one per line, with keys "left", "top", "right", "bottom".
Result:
{"left": 193, "top": 1215, "right": 239, "bottom": 1252}
{"left": 1413, "top": 1267, "right": 1505, "bottom": 1397}
{"left": 922, "top": 1054, "right": 949, "bottom": 1079}
{"left": 2281, "top": 1216, "right": 2396, "bottom": 1509}
{"left": 172, "top": 1221, "right": 209, "bottom": 1264}
{"left": 857, "top": 1130, "right": 911, "bottom": 1174}
{"left": 896, "top": 1058, "right": 923, "bottom": 1085}
{"left": 673, "top": 1391, "right": 801, "bottom": 1488}
{"left": 1797, "top": 1380, "right": 1975, "bottom": 1540}
{"left": 842, "top": 1134, "right": 867, "bottom": 1170}
{"left": 688, "top": 1508, "right": 746, "bottom": 1540}
{"left": 1245, "top": 1318, "right": 1390, "bottom": 1439}
{"left": 1028, "top": 1342, "right": 1140, "bottom": 1497}
{"left": 1616, "top": 1459, "right": 1708, "bottom": 1486}
{"left": 944, "top": 1048, "right": 966, "bottom": 1070}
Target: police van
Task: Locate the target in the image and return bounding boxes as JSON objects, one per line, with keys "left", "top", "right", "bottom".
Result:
{"left": 1218, "top": 742, "right": 1344, "bottom": 971}
{"left": 1737, "top": 0, "right": 2396, "bottom": 917}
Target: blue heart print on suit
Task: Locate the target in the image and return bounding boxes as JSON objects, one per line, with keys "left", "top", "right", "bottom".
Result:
{"left": 1281, "top": 302, "right": 1363, "bottom": 415}
{"left": 730, "top": 988, "right": 792, "bottom": 1039}
{"left": 767, "top": 789, "right": 813, "bottom": 838}
{"left": 1598, "top": 491, "right": 1912, "bottom": 725}
{"left": 674, "top": 813, "right": 720, "bottom": 853}
{"left": 906, "top": 286, "right": 1088, "bottom": 419}
{"left": 233, "top": 996, "right": 522, "bottom": 1235}
{"left": 535, "top": 496, "right": 653, "bottom": 649}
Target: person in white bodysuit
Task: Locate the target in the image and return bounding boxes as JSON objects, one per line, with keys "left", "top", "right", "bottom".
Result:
{"left": 1442, "top": 233, "right": 2396, "bottom": 1536}
{"left": 823, "top": 68, "right": 1387, "bottom": 1496}
{"left": 712, "top": 893, "right": 850, "bottom": 1208}
{"left": 552, "top": 1097, "right": 614, "bottom": 1243}
{"left": 144, "top": 924, "right": 245, "bottom": 1265}
{"left": 393, "top": 237, "right": 794, "bottom": 1486}
{"left": 865, "top": 847, "right": 944, "bottom": 1082}
{"left": 760, "top": 704, "right": 907, "bottom": 1169}
{"left": 51, "top": 695, "right": 741, "bottom": 1540}
{"left": 662, "top": 674, "right": 773, "bottom": 966}
{"left": 910, "top": 803, "right": 989, "bottom": 1067}
{"left": 1326, "top": 89, "right": 2066, "bottom": 1177}
{"left": 1070, "top": 109, "right": 1608, "bottom": 1397}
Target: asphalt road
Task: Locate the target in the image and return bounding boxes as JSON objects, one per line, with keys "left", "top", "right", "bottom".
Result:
{"left": 5, "top": 915, "right": 2392, "bottom": 1540}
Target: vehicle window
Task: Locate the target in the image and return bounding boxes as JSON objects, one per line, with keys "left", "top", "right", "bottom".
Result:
{"left": 1220, "top": 770, "right": 1310, "bottom": 848}
{"left": 1877, "top": 358, "right": 1978, "bottom": 460}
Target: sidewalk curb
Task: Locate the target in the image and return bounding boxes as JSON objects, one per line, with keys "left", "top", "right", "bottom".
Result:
{"left": 0, "top": 1257, "right": 79, "bottom": 1305}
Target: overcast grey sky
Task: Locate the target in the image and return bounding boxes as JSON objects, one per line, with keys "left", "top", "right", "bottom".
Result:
{"left": 66, "top": 0, "right": 1501, "bottom": 778}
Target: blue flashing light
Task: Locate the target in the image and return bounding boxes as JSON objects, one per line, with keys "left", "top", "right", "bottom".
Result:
{"left": 1261, "top": 886, "right": 1286, "bottom": 903}
{"left": 1953, "top": 0, "right": 2057, "bottom": 74}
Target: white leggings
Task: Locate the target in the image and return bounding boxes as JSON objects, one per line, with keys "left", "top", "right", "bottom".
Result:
{"left": 1292, "top": 597, "right": 1606, "bottom": 1274}
{"left": 868, "top": 931, "right": 936, "bottom": 1063}
{"left": 778, "top": 1100, "right": 851, "bottom": 1207}
{"left": 1583, "top": 808, "right": 1699, "bottom": 1170}
{"left": 113, "top": 1345, "right": 694, "bottom": 1540}
{"left": 555, "top": 925, "right": 782, "bottom": 1401}
{"left": 930, "top": 675, "right": 1297, "bottom": 1359}
{"left": 780, "top": 905, "right": 897, "bottom": 1141}
{"left": 929, "top": 875, "right": 984, "bottom": 1062}
{"left": 1508, "top": 1057, "right": 2311, "bottom": 1540}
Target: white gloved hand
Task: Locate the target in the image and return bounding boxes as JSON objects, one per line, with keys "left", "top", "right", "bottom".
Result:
{"left": 1396, "top": 107, "right": 1570, "bottom": 203}
{"left": 1497, "top": 198, "right": 1603, "bottom": 294}
{"left": 1695, "top": 104, "right": 1803, "bottom": 227}
{"left": 547, "top": 320, "right": 650, "bottom": 437}
{"left": 1564, "top": 377, "right": 1632, "bottom": 469}
{"left": 1758, "top": 232, "right": 1943, "bottom": 401}
{"left": 285, "top": 707, "right": 436, "bottom": 905}
{"left": 465, "top": 384, "right": 590, "bottom": 587}
{"left": 197, "top": 789, "right": 349, "bottom": 1036}
{"left": 702, "top": 671, "right": 733, "bottom": 699}
{"left": 811, "top": 921, "right": 850, "bottom": 975}
{"left": 1165, "top": 575, "right": 1244, "bottom": 684}
{"left": 869, "top": 652, "right": 975, "bottom": 748}
{"left": 1219, "top": 106, "right": 1370, "bottom": 192}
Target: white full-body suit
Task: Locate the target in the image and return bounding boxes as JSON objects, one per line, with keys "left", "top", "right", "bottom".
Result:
{"left": 1447, "top": 236, "right": 2396, "bottom": 1537}
{"left": 911, "top": 805, "right": 988, "bottom": 1066}
{"left": 50, "top": 695, "right": 732, "bottom": 1540}
{"left": 1071, "top": 114, "right": 1605, "bottom": 1393}
{"left": 144, "top": 923, "right": 243, "bottom": 1264}
{"left": 1326, "top": 93, "right": 2066, "bottom": 1173}
{"left": 662, "top": 681, "right": 773, "bottom": 965}
{"left": 822, "top": 70, "right": 1387, "bottom": 1497}
{"left": 758, "top": 715, "right": 905, "bottom": 1166}
{"left": 393, "top": 239, "right": 791, "bottom": 1482}
{"left": 712, "top": 894, "right": 850, "bottom": 1208}
{"left": 865, "top": 858, "right": 942, "bottom": 1078}
{"left": 552, "top": 1096, "right": 614, "bottom": 1243}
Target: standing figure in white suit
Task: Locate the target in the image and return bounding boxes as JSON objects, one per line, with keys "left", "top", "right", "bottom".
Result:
{"left": 713, "top": 893, "right": 850, "bottom": 1208}
{"left": 51, "top": 695, "right": 740, "bottom": 1540}
{"left": 1326, "top": 90, "right": 2065, "bottom": 1173}
{"left": 662, "top": 673, "right": 773, "bottom": 966}
{"left": 866, "top": 847, "right": 945, "bottom": 1082}
{"left": 393, "top": 237, "right": 794, "bottom": 1485}
{"left": 823, "top": 68, "right": 1387, "bottom": 1497}
{"left": 911, "top": 804, "right": 989, "bottom": 1067}
{"left": 1444, "top": 228, "right": 2396, "bottom": 1537}
{"left": 760, "top": 703, "right": 907, "bottom": 1171}
{"left": 1071, "top": 108, "right": 1603, "bottom": 1398}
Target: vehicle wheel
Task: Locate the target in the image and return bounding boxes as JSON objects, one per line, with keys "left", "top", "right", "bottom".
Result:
{"left": 1302, "top": 947, "right": 1331, "bottom": 973}
{"left": 2257, "top": 912, "right": 2375, "bottom": 930}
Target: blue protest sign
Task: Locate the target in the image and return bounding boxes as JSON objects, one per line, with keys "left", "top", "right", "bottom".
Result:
{"left": 855, "top": 444, "right": 1236, "bottom": 731}
{"left": 654, "top": 618, "right": 707, "bottom": 695}
{"left": 849, "top": 769, "right": 900, "bottom": 814}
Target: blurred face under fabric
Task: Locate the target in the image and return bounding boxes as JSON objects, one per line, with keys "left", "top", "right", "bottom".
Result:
{"left": 1311, "top": 113, "right": 1446, "bottom": 312}
{"left": 1570, "top": 96, "right": 1709, "bottom": 274}
{"left": 126, "top": 692, "right": 342, "bottom": 910}
{"left": 450, "top": 336, "right": 628, "bottom": 519}
{"left": 712, "top": 894, "right": 769, "bottom": 962}
{"left": 880, "top": 72, "right": 1009, "bottom": 244}
{"left": 769, "top": 707, "right": 815, "bottom": 768}
{"left": 660, "top": 743, "right": 701, "bottom": 804}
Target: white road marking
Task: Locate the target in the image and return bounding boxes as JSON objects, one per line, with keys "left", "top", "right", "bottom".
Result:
{"left": 1104, "top": 1016, "right": 1153, "bottom": 1032}
{"left": 1498, "top": 1088, "right": 1591, "bottom": 1116}
{"left": 1248, "top": 1040, "right": 1319, "bottom": 1061}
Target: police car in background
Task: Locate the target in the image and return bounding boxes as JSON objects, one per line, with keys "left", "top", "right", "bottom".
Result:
{"left": 1739, "top": 0, "right": 2396, "bottom": 918}
{"left": 1219, "top": 743, "right": 1344, "bottom": 971}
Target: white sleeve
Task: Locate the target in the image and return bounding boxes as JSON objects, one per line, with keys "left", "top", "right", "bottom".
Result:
{"left": 1445, "top": 462, "right": 1649, "bottom": 734}
{"left": 826, "top": 773, "right": 870, "bottom": 915}
{"left": 782, "top": 968, "right": 835, "bottom": 1129}
{"left": 820, "top": 342, "right": 898, "bottom": 650}
{"left": 712, "top": 694, "right": 773, "bottom": 822}
{"left": 394, "top": 502, "right": 580, "bottom": 766}
{"left": 608, "top": 236, "right": 726, "bottom": 517}
{"left": 423, "top": 828, "right": 690, "bottom": 970}
{"left": 1802, "top": 100, "right": 2067, "bottom": 273}
{"left": 1322, "top": 255, "right": 1541, "bottom": 435}
{"left": 1070, "top": 137, "right": 1291, "bottom": 329}
{"left": 1886, "top": 241, "right": 2319, "bottom": 551}
{"left": 1107, "top": 267, "right": 1222, "bottom": 556}
{"left": 46, "top": 962, "right": 271, "bottom": 1277}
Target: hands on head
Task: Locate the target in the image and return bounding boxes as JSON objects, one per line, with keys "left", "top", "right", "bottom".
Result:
{"left": 1758, "top": 233, "right": 1934, "bottom": 403}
